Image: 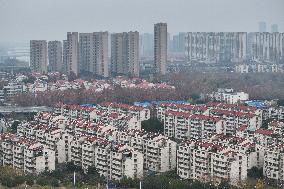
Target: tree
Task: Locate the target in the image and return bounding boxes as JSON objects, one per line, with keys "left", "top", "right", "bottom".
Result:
{"left": 36, "top": 177, "right": 50, "bottom": 186}
{"left": 10, "top": 120, "right": 21, "bottom": 133}
{"left": 141, "top": 117, "right": 164, "bottom": 133}
{"left": 25, "top": 175, "right": 35, "bottom": 186}
{"left": 14, "top": 175, "right": 25, "bottom": 185}
{"left": 218, "top": 180, "right": 230, "bottom": 189}
{"left": 1, "top": 176, "right": 16, "bottom": 187}
{"left": 50, "top": 178, "right": 60, "bottom": 187}
{"left": 248, "top": 167, "right": 263, "bottom": 179}
{"left": 68, "top": 71, "right": 78, "bottom": 82}
{"left": 22, "top": 75, "right": 36, "bottom": 84}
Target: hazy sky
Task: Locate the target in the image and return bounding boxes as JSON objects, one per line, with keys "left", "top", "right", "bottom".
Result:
{"left": 0, "top": 0, "right": 283, "bottom": 42}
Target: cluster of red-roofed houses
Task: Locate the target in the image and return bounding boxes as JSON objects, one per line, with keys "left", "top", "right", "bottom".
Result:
{"left": 0, "top": 75, "right": 176, "bottom": 102}
{"left": 156, "top": 101, "right": 284, "bottom": 186}
{"left": 6, "top": 102, "right": 176, "bottom": 181}
{"left": 1, "top": 100, "right": 284, "bottom": 186}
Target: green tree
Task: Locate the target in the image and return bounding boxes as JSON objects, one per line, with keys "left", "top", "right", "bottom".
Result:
{"left": 248, "top": 167, "right": 263, "bottom": 179}
{"left": 50, "top": 178, "right": 60, "bottom": 187}
{"left": 36, "top": 177, "right": 50, "bottom": 186}
{"left": 25, "top": 175, "right": 35, "bottom": 186}
{"left": 10, "top": 120, "right": 21, "bottom": 133}
{"left": 14, "top": 175, "right": 25, "bottom": 185}
{"left": 2, "top": 176, "right": 16, "bottom": 187}
{"left": 141, "top": 117, "right": 163, "bottom": 133}
{"left": 218, "top": 180, "right": 230, "bottom": 189}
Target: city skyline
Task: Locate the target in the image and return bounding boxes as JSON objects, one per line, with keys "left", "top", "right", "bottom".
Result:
{"left": 0, "top": 0, "right": 283, "bottom": 42}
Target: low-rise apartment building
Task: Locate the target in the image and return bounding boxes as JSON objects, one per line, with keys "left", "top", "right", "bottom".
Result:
{"left": 177, "top": 140, "right": 248, "bottom": 186}
{"left": 0, "top": 133, "right": 55, "bottom": 174}
{"left": 263, "top": 146, "right": 284, "bottom": 185}
{"left": 208, "top": 88, "right": 249, "bottom": 104}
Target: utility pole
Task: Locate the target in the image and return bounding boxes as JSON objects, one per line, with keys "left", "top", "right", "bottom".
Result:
{"left": 73, "top": 171, "right": 76, "bottom": 189}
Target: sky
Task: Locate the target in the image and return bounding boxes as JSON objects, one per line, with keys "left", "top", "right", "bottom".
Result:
{"left": 0, "top": 0, "right": 283, "bottom": 42}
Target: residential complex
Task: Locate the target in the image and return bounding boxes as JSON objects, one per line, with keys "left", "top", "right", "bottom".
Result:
{"left": 157, "top": 101, "right": 261, "bottom": 139}
{"left": 30, "top": 40, "right": 48, "bottom": 73}
{"left": 111, "top": 31, "right": 139, "bottom": 77}
{"left": 1, "top": 96, "right": 284, "bottom": 187}
{"left": 247, "top": 32, "right": 284, "bottom": 64}
{"left": 185, "top": 32, "right": 284, "bottom": 64}
{"left": 10, "top": 102, "right": 177, "bottom": 179}
{"left": 185, "top": 32, "right": 247, "bottom": 63}
{"left": 29, "top": 25, "right": 284, "bottom": 78}
{"left": 154, "top": 23, "right": 167, "bottom": 75}
{"left": 0, "top": 74, "right": 175, "bottom": 102}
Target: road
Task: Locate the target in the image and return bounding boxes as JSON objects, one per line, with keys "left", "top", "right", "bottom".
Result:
{"left": 0, "top": 106, "right": 53, "bottom": 113}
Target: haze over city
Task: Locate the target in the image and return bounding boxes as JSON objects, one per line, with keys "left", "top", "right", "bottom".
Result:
{"left": 0, "top": 0, "right": 283, "bottom": 41}
{"left": 0, "top": 0, "right": 284, "bottom": 189}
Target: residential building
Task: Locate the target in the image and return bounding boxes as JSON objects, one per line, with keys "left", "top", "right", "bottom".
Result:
{"left": 271, "top": 24, "right": 279, "bottom": 33}
{"left": 63, "top": 32, "right": 79, "bottom": 75}
{"left": 48, "top": 41, "right": 62, "bottom": 72}
{"left": 111, "top": 31, "right": 139, "bottom": 77}
{"left": 235, "top": 64, "right": 249, "bottom": 73}
{"left": 247, "top": 32, "right": 284, "bottom": 63}
{"left": 93, "top": 32, "right": 109, "bottom": 77}
{"left": 185, "top": 32, "right": 247, "bottom": 63}
{"left": 0, "top": 133, "right": 55, "bottom": 174}
{"left": 162, "top": 110, "right": 223, "bottom": 140}
{"left": 30, "top": 40, "right": 48, "bottom": 73}
{"left": 259, "top": 22, "right": 267, "bottom": 32}
{"left": 263, "top": 146, "right": 284, "bottom": 185}
{"left": 209, "top": 88, "right": 249, "bottom": 104}
{"left": 177, "top": 140, "right": 248, "bottom": 186}
{"left": 98, "top": 102, "right": 150, "bottom": 121}
{"left": 3, "top": 81, "right": 23, "bottom": 98}
{"left": 154, "top": 23, "right": 167, "bottom": 75}
{"left": 116, "top": 130, "right": 177, "bottom": 173}
{"left": 139, "top": 33, "right": 154, "bottom": 57}
{"left": 79, "top": 32, "right": 109, "bottom": 77}
{"left": 171, "top": 32, "right": 186, "bottom": 53}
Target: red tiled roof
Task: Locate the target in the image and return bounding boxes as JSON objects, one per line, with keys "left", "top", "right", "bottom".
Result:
{"left": 165, "top": 110, "right": 191, "bottom": 118}
{"left": 210, "top": 109, "right": 254, "bottom": 118}
{"left": 196, "top": 141, "right": 214, "bottom": 148}
{"left": 190, "top": 114, "right": 220, "bottom": 122}
{"left": 99, "top": 102, "right": 114, "bottom": 107}
{"left": 269, "top": 120, "right": 281, "bottom": 127}
{"left": 255, "top": 129, "right": 274, "bottom": 135}
{"left": 238, "top": 125, "right": 248, "bottom": 132}
{"left": 108, "top": 113, "right": 119, "bottom": 119}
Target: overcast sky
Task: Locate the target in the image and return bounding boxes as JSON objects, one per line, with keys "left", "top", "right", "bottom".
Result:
{"left": 0, "top": 0, "right": 283, "bottom": 42}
